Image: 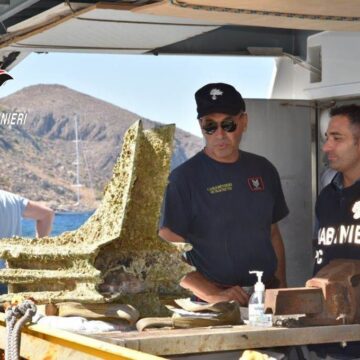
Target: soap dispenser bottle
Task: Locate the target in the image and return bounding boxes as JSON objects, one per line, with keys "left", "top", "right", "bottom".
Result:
{"left": 248, "top": 270, "right": 272, "bottom": 327}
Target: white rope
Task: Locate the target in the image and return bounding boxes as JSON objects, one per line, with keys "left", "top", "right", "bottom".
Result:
{"left": 5, "top": 300, "right": 37, "bottom": 360}
{"left": 5, "top": 308, "right": 16, "bottom": 360}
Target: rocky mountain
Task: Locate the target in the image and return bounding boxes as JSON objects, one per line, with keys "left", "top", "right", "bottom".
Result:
{"left": 0, "top": 84, "right": 202, "bottom": 211}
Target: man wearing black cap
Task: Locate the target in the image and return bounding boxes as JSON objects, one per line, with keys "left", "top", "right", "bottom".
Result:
{"left": 159, "top": 83, "right": 289, "bottom": 305}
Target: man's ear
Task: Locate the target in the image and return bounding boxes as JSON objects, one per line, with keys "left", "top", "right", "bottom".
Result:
{"left": 198, "top": 118, "right": 203, "bottom": 132}
{"left": 242, "top": 113, "right": 248, "bottom": 131}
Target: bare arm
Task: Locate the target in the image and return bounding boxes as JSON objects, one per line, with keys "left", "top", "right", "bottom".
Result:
{"left": 23, "top": 201, "right": 54, "bottom": 237}
{"left": 271, "top": 223, "right": 287, "bottom": 288}
{"left": 159, "top": 227, "right": 185, "bottom": 243}
{"left": 159, "top": 226, "right": 250, "bottom": 305}
{"left": 180, "top": 271, "right": 249, "bottom": 305}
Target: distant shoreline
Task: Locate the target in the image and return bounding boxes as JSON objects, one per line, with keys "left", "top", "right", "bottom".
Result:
{"left": 55, "top": 209, "right": 95, "bottom": 215}
{"left": 54, "top": 206, "right": 96, "bottom": 214}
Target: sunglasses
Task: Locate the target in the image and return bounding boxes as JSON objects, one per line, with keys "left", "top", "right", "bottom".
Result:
{"left": 202, "top": 118, "right": 237, "bottom": 135}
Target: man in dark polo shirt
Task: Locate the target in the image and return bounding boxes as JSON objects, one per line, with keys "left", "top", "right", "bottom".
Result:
{"left": 159, "top": 82, "right": 289, "bottom": 305}
{"left": 310, "top": 104, "right": 360, "bottom": 359}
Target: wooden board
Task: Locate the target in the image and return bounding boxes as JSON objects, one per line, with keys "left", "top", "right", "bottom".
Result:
{"left": 2, "top": 311, "right": 360, "bottom": 358}
{"left": 0, "top": 314, "right": 164, "bottom": 360}
{"left": 88, "top": 324, "right": 360, "bottom": 356}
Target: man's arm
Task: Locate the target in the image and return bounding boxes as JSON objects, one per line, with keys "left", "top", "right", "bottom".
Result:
{"left": 180, "top": 271, "right": 249, "bottom": 305}
{"left": 159, "top": 226, "right": 250, "bottom": 304}
{"left": 159, "top": 227, "right": 185, "bottom": 243}
{"left": 23, "top": 201, "right": 54, "bottom": 237}
{"left": 271, "top": 223, "right": 287, "bottom": 288}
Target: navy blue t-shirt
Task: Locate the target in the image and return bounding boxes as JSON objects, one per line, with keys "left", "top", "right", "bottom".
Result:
{"left": 313, "top": 174, "right": 360, "bottom": 275}
{"left": 311, "top": 174, "right": 360, "bottom": 357}
{"left": 161, "top": 150, "right": 289, "bottom": 286}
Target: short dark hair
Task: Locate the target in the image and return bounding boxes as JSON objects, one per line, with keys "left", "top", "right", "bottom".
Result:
{"left": 330, "top": 104, "right": 360, "bottom": 126}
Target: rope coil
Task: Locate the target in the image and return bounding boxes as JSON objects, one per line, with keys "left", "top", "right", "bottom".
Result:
{"left": 5, "top": 299, "right": 37, "bottom": 360}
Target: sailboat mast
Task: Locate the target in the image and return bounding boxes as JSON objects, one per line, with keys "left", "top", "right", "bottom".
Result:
{"left": 73, "top": 115, "right": 82, "bottom": 205}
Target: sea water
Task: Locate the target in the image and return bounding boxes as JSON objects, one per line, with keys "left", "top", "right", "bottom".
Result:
{"left": 22, "top": 211, "right": 94, "bottom": 237}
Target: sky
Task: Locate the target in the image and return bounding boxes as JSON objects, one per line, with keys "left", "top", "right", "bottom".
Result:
{"left": 0, "top": 52, "right": 275, "bottom": 137}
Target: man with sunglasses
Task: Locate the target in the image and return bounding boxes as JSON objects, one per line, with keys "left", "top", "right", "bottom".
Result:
{"left": 159, "top": 83, "right": 289, "bottom": 305}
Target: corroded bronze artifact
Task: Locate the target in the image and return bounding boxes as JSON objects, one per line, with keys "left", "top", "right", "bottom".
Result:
{"left": 0, "top": 121, "right": 193, "bottom": 316}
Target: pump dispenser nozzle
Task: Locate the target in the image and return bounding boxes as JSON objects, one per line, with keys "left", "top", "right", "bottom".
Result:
{"left": 249, "top": 270, "right": 265, "bottom": 292}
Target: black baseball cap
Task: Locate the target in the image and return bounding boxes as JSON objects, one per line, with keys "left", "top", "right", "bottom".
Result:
{"left": 195, "top": 83, "right": 246, "bottom": 119}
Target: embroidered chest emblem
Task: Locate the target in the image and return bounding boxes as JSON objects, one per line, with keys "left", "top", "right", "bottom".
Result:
{"left": 248, "top": 177, "right": 264, "bottom": 192}
{"left": 207, "top": 182, "right": 232, "bottom": 194}
{"left": 352, "top": 200, "right": 360, "bottom": 219}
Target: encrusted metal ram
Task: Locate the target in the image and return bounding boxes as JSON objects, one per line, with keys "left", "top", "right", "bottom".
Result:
{"left": 0, "top": 120, "right": 193, "bottom": 316}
